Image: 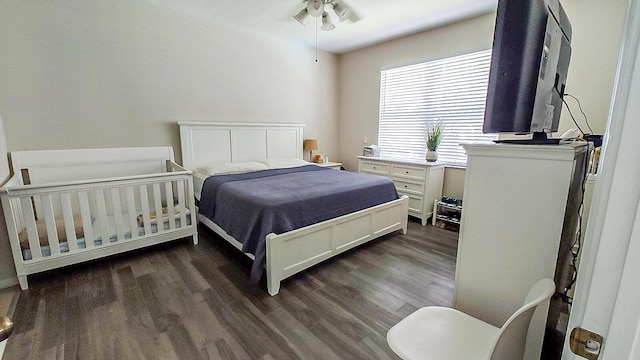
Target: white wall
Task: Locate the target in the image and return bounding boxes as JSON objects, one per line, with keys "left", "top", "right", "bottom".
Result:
{"left": 0, "top": 0, "right": 338, "bottom": 287}
{"left": 0, "top": 117, "right": 17, "bottom": 288}
{"left": 559, "top": 0, "right": 628, "bottom": 136}
{"left": 337, "top": 0, "right": 627, "bottom": 195}
{"left": 0, "top": 0, "right": 339, "bottom": 163}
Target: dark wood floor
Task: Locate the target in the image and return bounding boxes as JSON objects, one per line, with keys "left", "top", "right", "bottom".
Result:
{"left": 3, "top": 220, "right": 458, "bottom": 360}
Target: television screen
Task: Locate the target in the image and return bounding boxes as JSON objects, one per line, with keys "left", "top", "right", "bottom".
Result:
{"left": 483, "top": 0, "right": 572, "bottom": 143}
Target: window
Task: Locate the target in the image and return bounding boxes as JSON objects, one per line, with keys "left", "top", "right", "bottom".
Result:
{"left": 378, "top": 50, "right": 496, "bottom": 166}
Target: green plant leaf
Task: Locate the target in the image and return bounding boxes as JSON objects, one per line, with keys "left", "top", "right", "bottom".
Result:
{"left": 425, "top": 119, "right": 444, "bottom": 151}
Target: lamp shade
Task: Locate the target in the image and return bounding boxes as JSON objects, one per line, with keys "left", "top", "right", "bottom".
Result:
{"left": 332, "top": 2, "right": 350, "bottom": 22}
{"left": 306, "top": 0, "right": 324, "bottom": 17}
{"left": 303, "top": 139, "right": 318, "bottom": 151}
{"left": 293, "top": 8, "right": 308, "bottom": 25}
{"left": 321, "top": 12, "right": 335, "bottom": 31}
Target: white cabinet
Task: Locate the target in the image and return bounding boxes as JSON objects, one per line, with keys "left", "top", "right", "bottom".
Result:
{"left": 358, "top": 156, "right": 444, "bottom": 225}
{"left": 454, "top": 143, "right": 588, "bottom": 360}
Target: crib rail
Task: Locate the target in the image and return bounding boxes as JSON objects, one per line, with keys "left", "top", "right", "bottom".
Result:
{"left": 0, "top": 168, "right": 196, "bottom": 267}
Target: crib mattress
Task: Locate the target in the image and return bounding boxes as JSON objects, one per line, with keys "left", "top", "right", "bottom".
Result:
{"left": 22, "top": 212, "right": 192, "bottom": 260}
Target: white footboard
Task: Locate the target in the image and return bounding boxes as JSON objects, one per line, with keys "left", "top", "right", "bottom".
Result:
{"left": 265, "top": 195, "right": 409, "bottom": 295}
{"left": 0, "top": 163, "right": 197, "bottom": 290}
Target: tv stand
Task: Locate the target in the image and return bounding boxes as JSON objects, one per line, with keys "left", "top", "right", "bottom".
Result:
{"left": 494, "top": 132, "right": 561, "bottom": 145}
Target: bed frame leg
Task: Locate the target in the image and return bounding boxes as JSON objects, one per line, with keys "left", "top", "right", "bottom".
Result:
{"left": 401, "top": 196, "right": 409, "bottom": 234}
{"left": 265, "top": 233, "right": 281, "bottom": 296}
{"left": 192, "top": 233, "right": 198, "bottom": 245}
{"left": 18, "top": 274, "right": 28, "bottom": 290}
{"left": 267, "top": 276, "right": 280, "bottom": 296}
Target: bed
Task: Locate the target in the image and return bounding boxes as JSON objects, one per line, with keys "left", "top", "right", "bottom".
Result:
{"left": 179, "top": 122, "right": 409, "bottom": 295}
{"left": 0, "top": 147, "right": 198, "bottom": 290}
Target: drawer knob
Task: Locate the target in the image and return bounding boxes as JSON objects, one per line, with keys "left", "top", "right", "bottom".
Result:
{"left": 405, "top": 171, "right": 409, "bottom": 174}
{"left": 404, "top": 185, "right": 408, "bottom": 188}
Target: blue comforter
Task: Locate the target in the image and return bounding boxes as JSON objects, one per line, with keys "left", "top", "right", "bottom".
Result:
{"left": 198, "top": 165, "right": 399, "bottom": 283}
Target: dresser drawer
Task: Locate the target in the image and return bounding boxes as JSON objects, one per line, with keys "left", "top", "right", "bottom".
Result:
{"left": 391, "top": 164, "right": 426, "bottom": 180}
{"left": 398, "top": 191, "right": 424, "bottom": 214}
{"left": 360, "top": 161, "right": 389, "bottom": 175}
{"left": 394, "top": 179, "right": 424, "bottom": 195}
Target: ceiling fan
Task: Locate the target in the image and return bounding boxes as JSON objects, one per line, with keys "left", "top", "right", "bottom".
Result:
{"left": 293, "top": 0, "right": 358, "bottom": 31}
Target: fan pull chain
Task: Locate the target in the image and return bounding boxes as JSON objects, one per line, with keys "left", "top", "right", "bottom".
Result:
{"left": 315, "top": 16, "right": 318, "bottom": 62}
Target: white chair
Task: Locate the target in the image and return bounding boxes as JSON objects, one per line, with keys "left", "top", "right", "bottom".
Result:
{"left": 387, "top": 278, "right": 555, "bottom": 360}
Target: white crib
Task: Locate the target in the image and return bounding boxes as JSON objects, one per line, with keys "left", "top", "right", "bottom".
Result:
{"left": 0, "top": 147, "right": 197, "bottom": 290}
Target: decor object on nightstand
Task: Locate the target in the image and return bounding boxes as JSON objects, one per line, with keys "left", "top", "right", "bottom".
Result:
{"left": 424, "top": 119, "right": 443, "bottom": 162}
{"left": 304, "top": 139, "right": 318, "bottom": 162}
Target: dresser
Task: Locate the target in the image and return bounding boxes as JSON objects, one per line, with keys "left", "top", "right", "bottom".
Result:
{"left": 358, "top": 156, "right": 444, "bottom": 225}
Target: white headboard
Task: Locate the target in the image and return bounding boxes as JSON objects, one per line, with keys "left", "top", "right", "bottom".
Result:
{"left": 178, "top": 122, "right": 305, "bottom": 170}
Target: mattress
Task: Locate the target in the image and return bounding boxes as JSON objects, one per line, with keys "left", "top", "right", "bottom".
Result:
{"left": 22, "top": 211, "right": 191, "bottom": 260}
{"left": 198, "top": 165, "right": 399, "bottom": 282}
{"left": 194, "top": 171, "right": 207, "bottom": 201}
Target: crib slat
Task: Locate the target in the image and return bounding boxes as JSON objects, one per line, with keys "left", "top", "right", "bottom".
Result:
{"left": 140, "top": 185, "right": 152, "bottom": 236}
{"left": 20, "top": 197, "right": 42, "bottom": 259}
{"left": 60, "top": 192, "right": 79, "bottom": 252}
{"left": 165, "top": 182, "right": 175, "bottom": 230}
{"left": 110, "top": 188, "right": 125, "bottom": 241}
{"left": 41, "top": 195, "right": 61, "bottom": 255}
{"left": 177, "top": 180, "right": 186, "bottom": 228}
{"left": 152, "top": 183, "right": 164, "bottom": 234}
{"left": 125, "top": 186, "right": 138, "bottom": 240}
{"left": 187, "top": 177, "right": 196, "bottom": 223}
{"left": 78, "top": 191, "right": 95, "bottom": 248}
{"left": 95, "top": 189, "right": 110, "bottom": 246}
{"left": 12, "top": 196, "right": 25, "bottom": 233}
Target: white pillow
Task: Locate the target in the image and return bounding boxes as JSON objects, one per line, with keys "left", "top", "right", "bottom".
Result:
{"left": 195, "top": 161, "right": 268, "bottom": 176}
{"left": 260, "top": 158, "right": 310, "bottom": 169}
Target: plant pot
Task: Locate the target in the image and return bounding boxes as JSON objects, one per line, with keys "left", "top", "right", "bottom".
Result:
{"left": 425, "top": 150, "right": 438, "bottom": 162}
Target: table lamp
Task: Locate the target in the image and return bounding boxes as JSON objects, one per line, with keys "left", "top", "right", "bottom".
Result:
{"left": 303, "top": 139, "right": 318, "bottom": 162}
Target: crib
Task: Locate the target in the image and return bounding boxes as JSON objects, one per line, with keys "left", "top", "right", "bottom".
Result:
{"left": 0, "top": 147, "right": 197, "bottom": 290}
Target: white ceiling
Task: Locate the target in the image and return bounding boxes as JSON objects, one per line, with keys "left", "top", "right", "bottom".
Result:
{"left": 147, "top": 0, "right": 498, "bottom": 54}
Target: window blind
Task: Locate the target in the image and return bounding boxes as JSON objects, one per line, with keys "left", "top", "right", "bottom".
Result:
{"left": 378, "top": 50, "right": 496, "bottom": 166}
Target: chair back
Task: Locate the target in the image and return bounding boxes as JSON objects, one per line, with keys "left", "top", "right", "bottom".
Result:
{"left": 489, "top": 278, "right": 555, "bottom": 360}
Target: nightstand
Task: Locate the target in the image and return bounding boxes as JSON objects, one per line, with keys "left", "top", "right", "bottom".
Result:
{"left": 315, "top": 161, "right": 342, "bottom": 170}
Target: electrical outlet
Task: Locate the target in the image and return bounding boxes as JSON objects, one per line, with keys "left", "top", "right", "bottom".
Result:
{"left": 363, "top": 136, "right": 368, "bottom": 144}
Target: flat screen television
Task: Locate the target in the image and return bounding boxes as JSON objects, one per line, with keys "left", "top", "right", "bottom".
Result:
{"left": 483, "top": 0, "right": 572, "bottom": 144}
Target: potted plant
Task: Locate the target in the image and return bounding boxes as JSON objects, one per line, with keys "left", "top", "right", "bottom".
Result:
{"left": 424, "top": 119, "right": 443, "bottom": 162}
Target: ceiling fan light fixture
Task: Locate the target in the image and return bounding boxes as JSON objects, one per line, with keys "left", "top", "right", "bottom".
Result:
{"left": 293, "top": 8, "right": 308, "bottom": 25}
{"left": 332, "top": 2, "right": 351, "bottom": 22}
{"left": 307, "top": 0, "right": 324, "bottom": 17}
{"left": 321, "top": 11, "right": 335, "bottom": 31}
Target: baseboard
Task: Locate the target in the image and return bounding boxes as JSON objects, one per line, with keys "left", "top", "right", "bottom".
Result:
{"left": 0, "top": 277, "right": 18, "bottom": 290}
